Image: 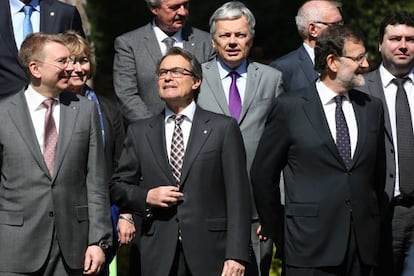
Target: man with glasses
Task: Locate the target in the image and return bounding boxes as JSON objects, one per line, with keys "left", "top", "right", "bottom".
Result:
{"left": 252, "top": 25, "right": 385, "bottom": 276}
{"left": 110, "top": 47, "right": 251, "bottom": 276}
{"left": 270, "top": 0, "right": 343, "bottom": 92}
{"left": 359, "top": 11, "right": 414, "bottom": 276}
{"left": 0, "top": 33, "right": 112, "bottom": 275}
{"left": 113, "top": 0, "right": 215, "bottom": 126}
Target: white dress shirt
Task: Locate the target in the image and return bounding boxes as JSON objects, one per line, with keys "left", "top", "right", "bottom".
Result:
{"left": 216, "top": 58, "right": 248, "bottom": 105}
{"left": 316, "top": 80, "right": 358, "bottom": 158}
{"left": 164, "top": 101, "right": 196, "bottom": 160}
{"left": 379, "top": 65, "right": 414, "bottom": 196}
{"left": 152, "top": 19, "right": 184, "bottom": 55}
{"left": 9, "top": 0, "right": 40, "bottom": 49}
{"left": 25, "top": 86, "right": 60, "bottom": 153}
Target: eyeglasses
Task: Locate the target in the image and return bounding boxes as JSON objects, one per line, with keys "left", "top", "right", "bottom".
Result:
{"left": 158, "top": 67, "right": 193, "bottom": 79}
{"left": 36, "top": 57, "right": 75, "bottom": 69}
{"left": 313, "top": 20, "right": 344, "bottom": 26}
{"left": 341, "top": 53, "right": 369, "bottom": 64}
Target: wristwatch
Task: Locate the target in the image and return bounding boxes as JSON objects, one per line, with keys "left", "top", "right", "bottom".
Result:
{"left": 95, "top": 240, "right": 110, "bottom": 252}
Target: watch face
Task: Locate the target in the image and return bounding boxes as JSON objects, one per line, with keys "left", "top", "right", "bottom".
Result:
{"left": 99, "top": 241, "right": 110, "bottom": 250}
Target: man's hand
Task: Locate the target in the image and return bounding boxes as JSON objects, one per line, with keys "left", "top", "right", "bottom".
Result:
{"left": 118, "top": 213, "right": 136, "bottom": 246}
{"left": 146, "top": 186, "right": 183, "bottom": 208}
{"left": 256, "top": 224, "right": 269, "bottom": 241}
{"left": 83, "top": 245, "right": 105, "bottom": 275}
{"left": 221, "top": 259, "right": 245, "bottom": 276}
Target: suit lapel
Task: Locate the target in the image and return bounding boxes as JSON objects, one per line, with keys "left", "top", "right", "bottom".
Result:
{"left": 349, "top": 90, "right": 367, "bottom": 168}
{"left": 40, "top": 0, "right": 57, "bottom": 33}
{"left": 0, "top": 0, "right": 19, "bottom": 55}
{"left": 146, "top": 114, "right": 176, "bottom": 183}
{"left": 180, "top": 108, "right": 212, "bottom": 188}
{"left": 53, "top": 92, "right": 80, "bottom": 179}
{"left": 203, "top": 60, "right": 231, "bottom": 116}
{"left": 8, "top": 92, "right": 49, "bottom": 174}
{"left": 143, "top": 23, "right": 163, "bottom": 64}
{"left": 240, "top": 62, "right": 260, "bottom": 122}
{"left": 298, "top": 46, "right": 318, "bottom": 83}
{"left": 302, "top": 86, "right": 344, "bottom": 165}
{"left": 182, "top": 25, "right": 196, "bottom": 54}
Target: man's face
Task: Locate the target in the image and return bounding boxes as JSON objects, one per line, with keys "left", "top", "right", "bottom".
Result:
{"left": 379, "top": 24, "right": 414, "bottom": 77}
{"left": 151, "top": 0, "right": 189, "bottom": 36}
{"left": 212, "top": 16, "right": 253, "bottom": 69}
{"left": 34, "top": 42, "right": 74, "bottom": 92}
{"left": 158, "top": 54, "right": 200, "bottom": 107}
{"left": 336, "top": 40, "right": 369, "bottom": 90}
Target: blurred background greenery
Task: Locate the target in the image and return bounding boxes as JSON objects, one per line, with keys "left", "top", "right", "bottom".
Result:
{"left": 60, "top": 0, "right": 414, "bottom": 275}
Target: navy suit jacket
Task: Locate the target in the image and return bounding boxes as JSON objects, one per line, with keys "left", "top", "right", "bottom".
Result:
{"left": 251, "top": 85, "right": 385, "bottom": 267}
{"left": 270, "top": 45, "right": 318, "bottom": 92}
{"left": 0, "top": 0, "right": 84, "bottom": 97}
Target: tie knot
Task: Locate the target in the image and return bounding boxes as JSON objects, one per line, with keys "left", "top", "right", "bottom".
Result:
{"left": 163, "top": 37, "right": 176, "bottom": 49}
{"left": 43, "top": 98, "right": 56, "bottom": 109}
{"left": 171, "top": 114, "right": 185, "bottom": 125}
{"left": 334, "top": 95, "right": 345, "bottom": 106}
{"left": 23, "top": 5, "right": 34, "bottom": 16}
{"left": 229, "top": 71, "right": 239, "bottom": 81}
{"left": 393, "top": 77, "right": 409, "bottom": 88}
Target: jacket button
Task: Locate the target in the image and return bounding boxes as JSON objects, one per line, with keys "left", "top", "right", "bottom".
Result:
{"left": 49, "top": 211, "right": 54, "bottom": 217}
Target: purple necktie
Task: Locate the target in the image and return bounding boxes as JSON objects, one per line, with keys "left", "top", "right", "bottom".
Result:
{"left": 229, "top": 71, "right": 242, "bottom": 120}
{"left": 43, "top": 98, "right": 58, "bottom": 176}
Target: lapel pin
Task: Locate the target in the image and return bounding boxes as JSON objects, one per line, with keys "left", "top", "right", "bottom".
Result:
{"left": 203, "top": 130, "right": 208, "bottom": 134}
{"left": 50, "top": 12, "right": 55, "bottom": 16}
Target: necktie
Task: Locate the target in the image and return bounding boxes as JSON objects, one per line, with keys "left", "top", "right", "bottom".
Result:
{"left": 394, "top": 78, "right": 414, "bottom": 196}
{"left": 334, "top": 95, "right": 352, "bottom": 169}
{"left": 170, "top": 114, "right": 185, "bottom": 186}
{"left": 23, "top": 5, "right": 34, "bottom": 40}
{"left": 43, "top": 98, "right": 58, "bottom": 176}
{"left": 229, "top": 71, "right": 242, "bottom": 120}
{"left": 162, "top": 37, "right": 175, "bottom": 52}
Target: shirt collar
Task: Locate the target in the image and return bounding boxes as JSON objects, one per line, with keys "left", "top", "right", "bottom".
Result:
{"left": 216, "top": 58, "right": 248, "bottom": 80}
{"left": 152, "top": 18, "right": 183, "bottom": 43}
{"left": 25, "top": 85, "right": 60, "bottom": 112}
{"left": 303, "top": 42, "right": 315, "bottom": 64}
{"left": 379, "top": 63, "right": 414, "bottom": 88}
{"left": 10, "top": 0, "right": 40, "bottom": 13}
{"left": 164, "top": 100, "right": 196, "bottom": 123}
{"left": 316, "top": 79, "right": 350, "bottom": 106}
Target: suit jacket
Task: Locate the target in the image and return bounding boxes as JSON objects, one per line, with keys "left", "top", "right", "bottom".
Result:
{"left": 270, "top": 45, "right": 318, "bottom": 92}
{"left": 110, "top": 106, "right": 251, "bottom": 276}
{"left": 251, "top": 85, "right": 385, "bottom": 267}
{"left": 113, "top": 23, "right": 215, "bottom": 124}
{"left": 358, "top": 70, "right": 395, "bottom": 201}
{"left": 197, "top": 59, "right": 284, "bottom": 218}
{"left": 0, "top": 0, "right": 84, "bottom": 97}
{"left": 0, "top": 91, "right": 112, "bottom": 273}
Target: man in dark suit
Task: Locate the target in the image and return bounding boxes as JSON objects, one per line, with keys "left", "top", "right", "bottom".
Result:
{"left": 251, "top": 25, "right": 385, "bottom": 275}
{"left": 0, "top": 33, "right": 112, "bottom": 275}
{"left": 197, "top": 2, "right": 283, "bottom": 275}
{"left": 110, "top": 47, "right": 251, "bottom": 276}
{"left": 113, "top": 0, "right": 215, "bottom": 125}
{"left": 358, "top": 11, "right": 414, "bottom": 276}
{"left": 270, "top": 0, "right": 342, "bottom": 92}
{"left": 0, "top": 0, "right": 84, "bottom": 97}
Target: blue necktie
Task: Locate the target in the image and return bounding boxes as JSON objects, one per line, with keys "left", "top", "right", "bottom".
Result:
{"left": 334, "top": 95, "right": 352, "bottom": 169}
{"left": 23, "top": 5, "right": 34, "bottom": 40}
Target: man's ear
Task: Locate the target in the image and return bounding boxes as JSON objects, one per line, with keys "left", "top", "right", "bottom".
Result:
{"left": 28, "top": 61, "right": 41, "bottom": 78}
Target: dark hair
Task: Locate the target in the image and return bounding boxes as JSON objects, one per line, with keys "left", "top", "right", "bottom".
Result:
{"left": 378, "top": 11, "right": 414, "bottom": 43}
{"left": 314, "top": 24, "right": 365, "bottom": 74}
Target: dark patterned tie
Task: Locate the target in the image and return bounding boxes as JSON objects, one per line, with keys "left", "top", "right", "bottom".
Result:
{"left": 170, "top": 114, "right": 185, "bottom": 186}
{"left": 334, "top": 95, "right": 352, "bottom": 169}
{"left": 162, "top": 37, "right": 175, "bottom": 52}
{"left": 43, "top": 98, "right": 58, "bottom": 176}
{"left": 394, "top": 78, "right": 414, "bottom": 196}
{"left": 23, "top": 5, "right": 34, "bottom": 40}
{"left": 228, "top": 71, "right": 242, "bottom": 120}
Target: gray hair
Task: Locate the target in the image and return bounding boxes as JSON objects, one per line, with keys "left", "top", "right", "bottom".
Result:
{"left": 209, "top": 1, "right": 255, "bottom": 37}
{"left": 295, "top": 0, "right": 342, "bottom": 39}
{"left": 145, "top": 0, "right": 191, "bottom": 8}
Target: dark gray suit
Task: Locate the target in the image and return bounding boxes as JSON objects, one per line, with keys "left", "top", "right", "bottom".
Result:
{"left": 0, "top": 91, "right": 112, "bottom": 273}
{"left": 110, "top": 107, "right": 251, "bottom": 276}
{"left": 270, "top": 45, "right": 318, "bottom": 92}
{"left": 113, "top": 23, "right": 215, "bottom": 124}
{"left": 0, "top": 0, "right": 84, "bottom": 97}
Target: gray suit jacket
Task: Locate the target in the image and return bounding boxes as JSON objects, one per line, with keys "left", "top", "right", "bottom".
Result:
{"left": 0, "top": 91, "right": 112, "bottom": 273}
{"left": 270, "top": 45, "right": 318, "bottom": 92}
{"left": 0, "top": 0, "right": 84, "bottom": 97}
{"left": 113, "top": 22, "right": 215, "bottom": 125}
{"left": 197, "top": 59, "right": 284, "bottom": 218}
{"left": 110, "top": 107, "right": 251, "bottom": 276}
{"left": 359, "top": 69, "right": 395, "bottom": 201}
